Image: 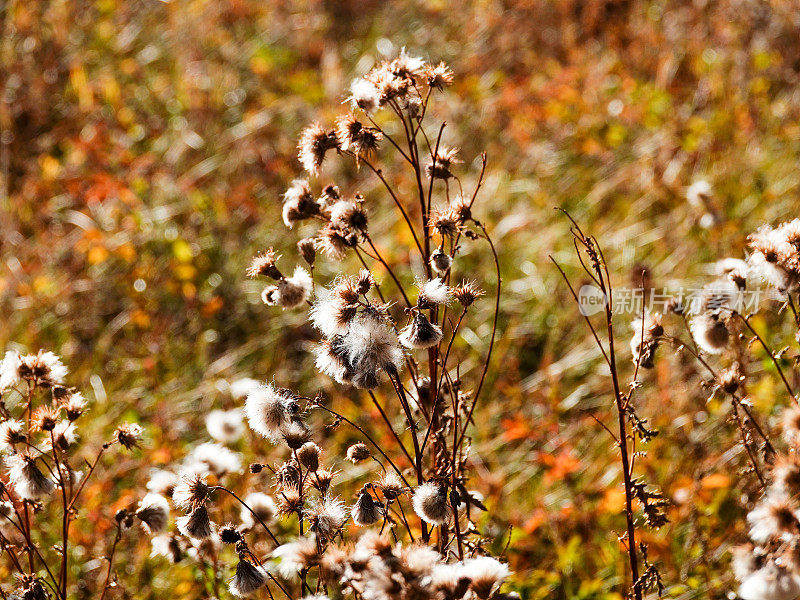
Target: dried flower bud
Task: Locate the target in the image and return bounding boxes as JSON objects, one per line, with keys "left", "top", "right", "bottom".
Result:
{"left": 412, "top": 482, "right": 450, "bottom": 525}
{"left": 247, "top": 249, "right": 283, "bottom": 280}
{"left": 297, "top": 238, "right": 316, "bottom": 266}
{"left": 115, "top": 423, "right": 143, "bottom": 450}
{"left": 346, "top": 442, "right": 371, "bottom": 464}
{"left": 352, "top": 490, "right": 381, "bottom": 526}
{"left": 297, "top": 441, "right": 321, "bottom": 472}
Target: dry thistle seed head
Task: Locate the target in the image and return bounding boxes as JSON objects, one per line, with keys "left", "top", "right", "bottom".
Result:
{"left": 718, "top": 364, "right": 744, "bottom": 395}
{"left": 417, "top": 278, "right": 451, "bottom": 308}
{"left": 244, "top": 383, "right": 296, "bottom": 443}
{"left": 0, "top": 419, "right": 26, "bottom": 451}
{"left": 346, "top": 442, "right": 371, "bottom": 464}
{"left": 282, "top": 179, "right": 321, "bottom": 229}
{"left": 747, "top": 492, "right": 800, "bottom": 544}
{"left": 115, "top": 422, "right": 143, "bottom": 450}
{"left": 430, "top": 248, "right": 453, "bottom": 275}
{"left": 219, "top": 522, "right": 242, "bottom": 544}
{"left": 329, "top": 196, "right": 369, "bottom": 234}
{"left": 271, "top": 536, "right": 321, "bottom": 579}
{"left": 313, "top": 339, "right": 355, "bottom": 385}
{"left": 275, "top": 460, "right": 303, "bottom": 491}
{"left": 452, "top": 280, "right": 485, "bottom": 307}
{"left": 317, "top": 222, "right": 357, "bottom": 260}
{"left": 229, "top": 559, "right": 267, "bottom": 598}
{"left": 240, "top": 492, "right": 276, "bottom": 529}
{"left": 399, "top": 311, "right": 443, "bottom": 350}
{"left": 297, "top": 441, "right": 321, "bottom": 471}
{"left": 177, "top": 505, "right": 214, "bottom": 539}
{"left": 630, "top": 312, "right": 663, "bottom": 369}
{"left": 412, "top": 481, "right": 450, "bottom": 525}
{"left": 31, "top": 404, "right": 60, "bottom": 432}
{"left": 6, "top": 453, "right": 55, "bottom": 500}
{"left": 352, "top": 489, "right": 381, "bottom": 526}
{"left": 247, "top": 248, "right": 283, "bottom": 280}
{"left": 298, "top": 122, "right": 339, "bottom": 175}
{"left": 311, "top": 468, "right": 335, "bottom": 495}
{"left": 378, "top": 471, "right": 407, "bottom": 501}
{"left": 424, "top": 61, "right": 454, "bottom": 89}
{"left": 15, "top": 575, "right": 49, "bottom": 600}
{"left": 172, "top": 474, "right": 210, "bottom": 511}
{"left": 690, "top": 313, "right": 730, "bottom": 355}
{"left": 463, "top": 556, "right": 511, "bottom": 600}
{"left": 281, "top": 419, "right": 311, "bottom": 450}
{"left": 297, "top": 237, "right": 316, "bottom": 266}
{"left": 61, "top": 391, "right": 87, "bottom": 421}
{"left": 205, "top": 408, "right": 245, "bottom": 445}
{"left": 430, "top": 208, "right": 460, "bottom": 238}
{"left": 136, "top": 493, "right": 170, "bottom": 534}
{"left": 772, "top": 455, "right": 800, "bottom": 498}
{"left": 426, "top": 146, "right": 461, "bottom": 180}
{"left": 50, "top": 420, "right": 77, "bottom": 451}
{"left": 356, "top": 269, "right": 374, "bottom": 295}
{"left": 335, "top": 114, "right": 382, "bottom": 156}
{"left": 276, "top": 487, "right": 304, "bottom": 516}
{"left": 307, "top": 496, "right": 348, "bottom": 541}
{"left": 349, "top": 77, "right": 381, "bottom": 112}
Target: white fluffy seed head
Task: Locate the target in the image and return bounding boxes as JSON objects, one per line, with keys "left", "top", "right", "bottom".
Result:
{"left": 205, "top": 408, "right": 245, "bottom": 445}
{"left": 412, "top": 482, "right": 450, "bottom": 525}
{"left": 244, "top": 384, "right": 295, "bottom": 443}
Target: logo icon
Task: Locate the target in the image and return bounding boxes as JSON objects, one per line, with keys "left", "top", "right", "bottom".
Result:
{"left": 578, "top": 284, "right": 607, "bottom": 316}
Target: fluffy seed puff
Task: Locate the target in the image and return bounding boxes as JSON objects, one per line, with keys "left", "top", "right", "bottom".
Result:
{"left": 399, "top": 311, "right": 443, "bottom": 350}
{"left": 412, "top": 481, "right": 450, "bottom": 525}
{"left": 244, "top": 383, "right": 298, "bottom": 443}
{"left": 738, "top": 559, "right": 800, "bottom": 600}
{"left": 240, "top": 492, "right": 276, "bottom": 530}
{"left": 297, "top": 122, "right": 338, "bottom": 175}
{"left": 172, "top": 474, "right": 211, "bottom": 511}
{"left": 136, "top": 493, "right": 170, "bottom": 534}
{"left": 352, "top": 489, "right": 381, "bottom": 526}
{"left": 349, "top": 78, "right": 381, "bottom": 113}
{"left": 282, "top": 179, "right": 322, "bottom": 228}
{"left": 336, "top": 114, "right": 382, "bottom": 157}
{"left": 426, "top": 146, "right": 461, "bottom": 180}
{"left": 205, "top": 408, "right": 245, "bottom": 445}
{"left": 463, "top": 556, "right": 511, "bottom": 599}
{"left": 306, "top": 496, "right": 348, "bottom": 541}
{"left": 261, "top": 266, "right": 312, "bottom": 309}
{"left": 228, "top": 559, "right": 268, "bottom": 597}
{"left": 7, "top": 454, "right": 55, "bottom": 500}
{"left": 0, "top": 419, "right": 26, "bottom": 451}
{"left": 430, "top": 248, "right": 453, "bottom": 275}
{"left": 342, "top": 312, "right": 404, "bottom": 389}
{"left": 747, "top": 492, "right": 800, "bottom": 544}
{"left": 346, "top": 442, "right": 370, "bottom": 464}
{"left": 689, "top": 313, "right": 730, "bottom": 355}
{"left": 417, "top": 278, "right": 451, "bottom": 309}
{"left": 271, "top": 536, "right": 321, "bottom": 579}
{"left": 177, "top": 505, "right": 214, "bottom": 539}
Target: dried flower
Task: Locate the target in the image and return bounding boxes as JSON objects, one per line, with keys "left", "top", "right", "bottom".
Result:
{"left": 282, "top": 179, "right": 321, "bottom": 228}
{"left": 115, "top": 423, "right": 143, "bottom": 450}
{"left": 418, "top": 278, "right": 451, "bottom": 308}
{"left": 689, "top": 313, "right": 730, "bottom": 355}
{"left": 297, "top": 441, "right": 321, "bottom": 472}
{"left": 412, "top": 482, "right": 450, "bottom": 525}
{"left": 297, "top": 237, "right": 316, "bottom": 266}
{"left": 240, "top": 492, "right": 276, "bottom": 529}
{"left": 352, "top": 490, "right": 381, "bottom": 526}
{"left": 349, "top": 78, "right": 381, "bottom": 112}
{"left": 172, "top": 474, "right": 210, "bottom": 511}
{"left": 0, "top": 419, "right": 26, "bottom": 451}
{"left": 150, "top": 533, "right": 185, "bottom": 563}
{"left": 399, "top": 312, "right": 443, "bottom": 350}
{"left": 747, "top": 492, "right": 800, "bottom": 544}
{"left": 136, "top": 493, "right": 170, "bottom": 534}
{"left": 244, "top": 384, "right": 296, "bottom": 443}
{"left": 205, "top": 408, "right": 245, "bottom": 445}
{"left": 425, "top": 62, "right": 454, "bottom": 89}
{"left": 247, "top": 249, "right": 283, "bottom": 280}
{"left": 463, "top": 556, "right": 511, "bottom": 599}
{"left": 271, "top": 536, "right": 321, "bottom": 579}
{"left": 6, "top": 454, "right": 55, "bottom": 500}
{"left": 298, "top": 122, "right": 338, "bottom": 175}
{"left": 346, "top": 442, "right": 370, "bottom": 464}
{"left": 430, "top": 248, "right": 453, "bottom": 275}
{"left": 177, "top": 505, "right": 214, "bottom": 539}
{"left": 307, "top": 496, "right": 348, "bottom": 541}
{"left": 228, "top": 559, "right": 267, "bottom": 597}
{"left": 426, "top": 146, "right": 461, "bottom": 179}
{"left": 452, "top": 280, "right": 484, "bottom": 307}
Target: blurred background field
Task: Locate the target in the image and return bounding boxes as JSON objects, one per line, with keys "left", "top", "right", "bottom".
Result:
{"left": 2, "top": 0, "right": 800, "bottom": 597}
